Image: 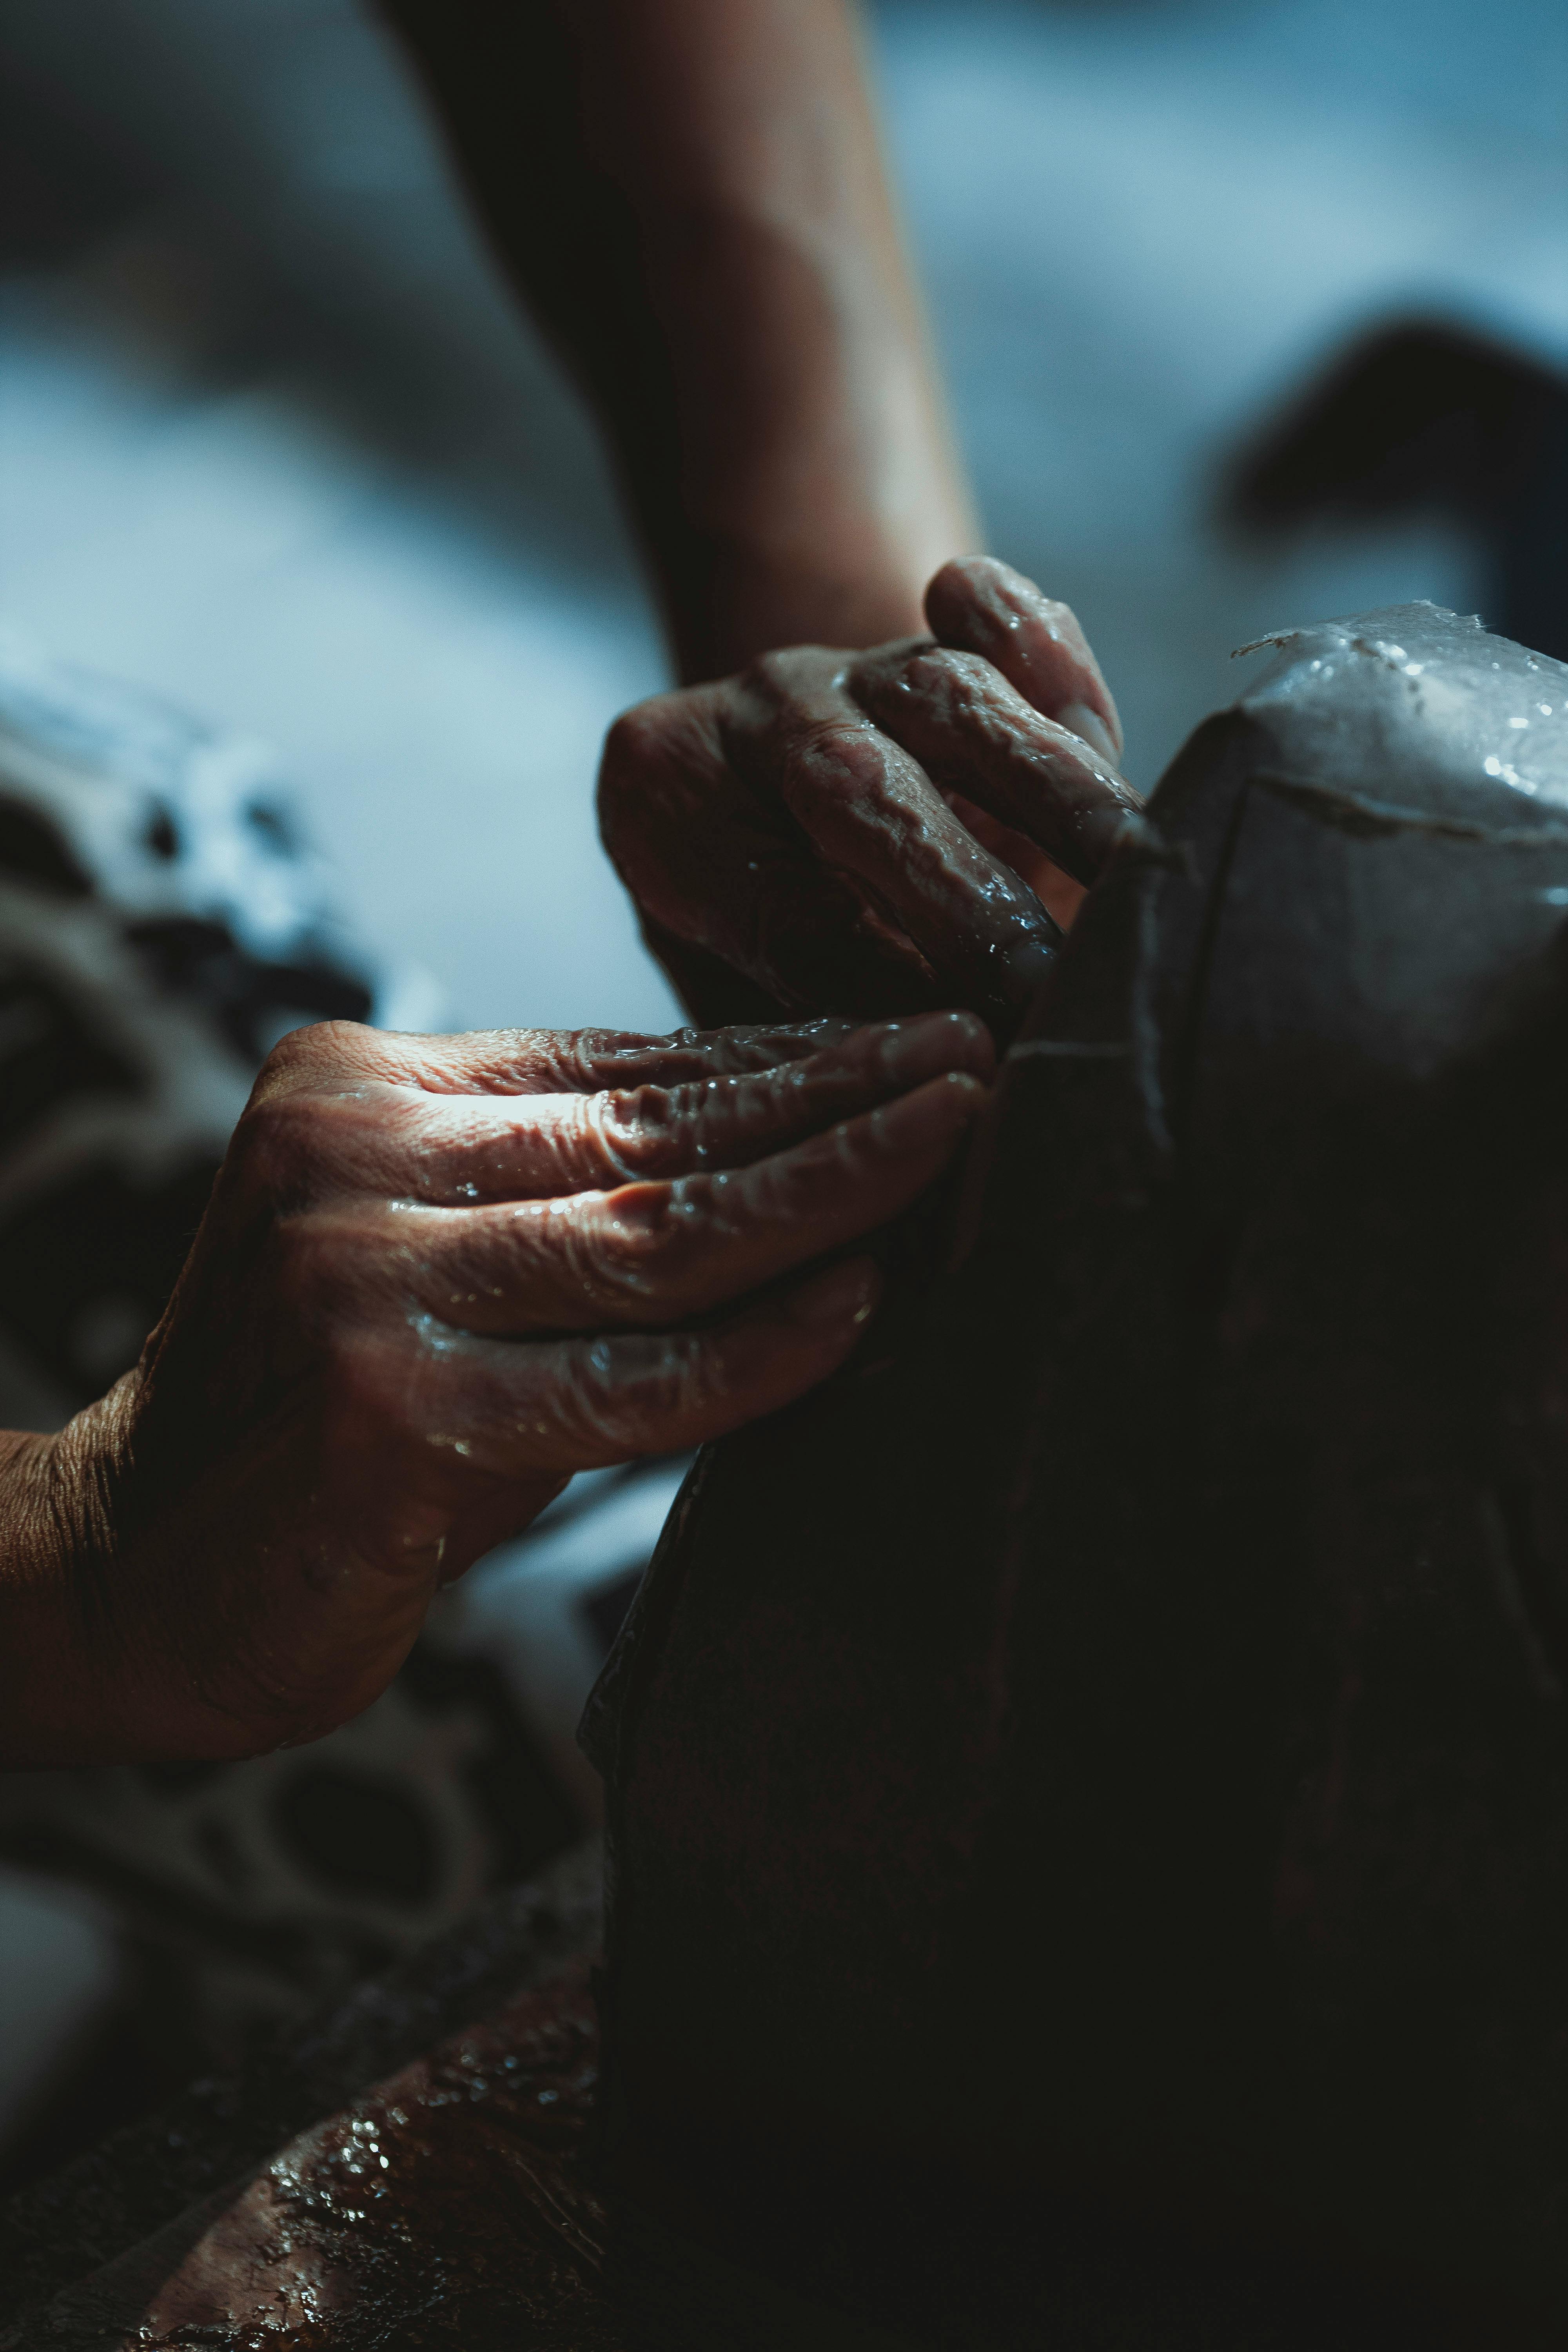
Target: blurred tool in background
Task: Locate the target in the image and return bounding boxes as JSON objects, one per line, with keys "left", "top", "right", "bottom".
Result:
{"left": 1227, "top": 318, "right": 1568, "bottom": 665}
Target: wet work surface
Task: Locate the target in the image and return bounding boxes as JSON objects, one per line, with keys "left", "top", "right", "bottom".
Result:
{"left": 0, "top": 1846, "right": 621, "bottom": 2352}
{"left": 110, "top": 1960, "right": 611, "bottom": 2348}
{"left": 0, "top": 1843, "right": 914, "bottom": 2352}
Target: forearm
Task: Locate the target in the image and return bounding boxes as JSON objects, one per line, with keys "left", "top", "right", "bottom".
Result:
{"left": 0, "top": 1394, "right": 200, "bottom": 1768}
{"left": 0, "top": 1419, "right": 113, "bottom": 1767}
{"left": 383, "top": 0, "right": 978, "bottom": 679}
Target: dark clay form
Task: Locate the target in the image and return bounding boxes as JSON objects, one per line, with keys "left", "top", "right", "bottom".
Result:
{"left": 586, "top": 607, "right": 1568, "bottom": 2348}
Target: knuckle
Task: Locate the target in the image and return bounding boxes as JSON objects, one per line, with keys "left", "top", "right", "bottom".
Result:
{"left": 553, "top": 1029, "right": 687, "bottom": 1098}
{"left": 470, "top": 1025, "right": 599, "bottom": 1095}
{"left": 548, "top": 1330, "right": 708, "bottom": 1455}
{"left": 900, "top": 645, "right": 994, "bottom": 711}
{"left": 744, "top": 646, "right": 802, "bottom": 698}
{"left": 639, "top": 1332, "right": 714, "bottom": 1423}
{"left": 230, "top": 1091, "right": 321, "bottom": 1199}
{"left": 601, "top": 697, "right": 674, "bottom": 783}
{"left": 578, "top": 1024, "right": 686, "bottom": 1067}
{"left": 598, "top": 695, "right": 722, "bottom": 865}
{"left": 909, "top": 644, "right": 973, "bottom": 686}
{"left": 801, "top": 711, "right": 870, "bottom": 754}
{"left": 252, "top": 1027, "right": 318, "bottom": 1090}
{"left": 311, "top": 1014, "right": 373, "bottom": 1060}
{"left": 594, "top": 1085, "right": 688, "bottom": 1181}
{"left": 790, "top": 1112, "right": 881, "bottom": 1192}
{"left": 601, "top": 692, "right": 719, "bottom": 799}
{"left": 543, "top": 1344, "right": 605, "bottom": 1452}
{"left": 592, "top": 1183, "right": 702, "bottom": 1299}
{"left": 780, "top": 715, "right": 896, "bottom": 803}
{"left": 259, "top": 1017, "right": 368, "bottom": 1085}
{"left": 523, "top": 1031, "right": 597, "bottom": 1094}
{"left": 612, "top": 1331, "right": 713, "bottom": 1425}
{"left": 229, "top": 1086, "right": 368, "bottom": 1208}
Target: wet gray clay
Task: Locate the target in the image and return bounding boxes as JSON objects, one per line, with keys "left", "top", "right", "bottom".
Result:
{"left": 584, "top": 607, "right": 1568, "bottom": 2347}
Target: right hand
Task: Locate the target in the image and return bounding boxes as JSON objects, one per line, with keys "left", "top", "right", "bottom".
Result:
{"left": 598, "top": 557, "right": 1143, "bottom": 1031}
{"left": 1, "top": 1010, "right": 991, "bottom": 1767}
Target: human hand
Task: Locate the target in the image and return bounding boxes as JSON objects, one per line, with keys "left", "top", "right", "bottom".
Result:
{"left": 598, "top": 556, "right": 1142, "bottom": 1030}
{"left": 2, "top": 1011, "right": 991, "bottom": 1766}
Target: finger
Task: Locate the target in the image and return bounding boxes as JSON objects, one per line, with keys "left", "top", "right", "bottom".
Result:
{"left": 850, "top": 642, "right": 1144, "bottom": 887}
{"left": 389, "top": 1255, "right": 885, "bottom": 1477}
{"left": 383, "top": 1010, "right": 995, "bottom": 1201}
{"left": 946, "top": 791, "right": 1088, "bottom": 933}
{"left": 235, "top": 1022, "right": 864, "bottom": 1207}
{"left": 722, "top": 653, "right": 1062, "bottom": 1022}
{"left": 377, "top": 1069, "right": 987, "bottom": 1334}
{"left": 601, "top": 682, "right": 941, "bottom": 1020}
{"left": 296, "top": 1018, "right": 856, "bottom": 1100}
{"left": 924, "top": 556, "right": 1124, "bottom": 765}
{"left": 420, "top": 1021, "right": 863, "bottom": 1094}
{"left": 763, "top": 703, "right": 1062, "bottom": 1021}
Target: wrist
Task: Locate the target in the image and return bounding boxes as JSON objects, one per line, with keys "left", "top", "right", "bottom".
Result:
{"left": 661, "top": 532, "right": 935, "bottom": 685}
{"left": 0, "top": 1387, "right": 134, "bottom": 1767}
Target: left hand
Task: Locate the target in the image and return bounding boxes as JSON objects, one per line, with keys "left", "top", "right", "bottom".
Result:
{"left": 598, "top": 557, "right": 1144, "bottom": 1030}
{"left": 4, "top": 1011, "right": 989, "bottom": 1764}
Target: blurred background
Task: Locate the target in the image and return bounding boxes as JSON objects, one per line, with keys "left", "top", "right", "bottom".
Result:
{"left": 1, "top": 0, "right": 1565, "bottom": 2190}
{"left": 4, "top": 0, "right": 1563, "bottom": 1036}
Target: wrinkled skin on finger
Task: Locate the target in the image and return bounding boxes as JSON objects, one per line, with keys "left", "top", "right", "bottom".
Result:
{"left": 16, "top": 1012, "right": 991, "bottom": 1765}
{"left": 598, "top": 555, "right": 1145, "bottom": 1029}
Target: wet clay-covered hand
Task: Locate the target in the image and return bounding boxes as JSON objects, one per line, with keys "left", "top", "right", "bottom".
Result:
{"left": 0, "top": 1011, "right": 990, "bottom": 1767}
{"left": 598, "top": 556, "right": 1143, "bottom": 1029}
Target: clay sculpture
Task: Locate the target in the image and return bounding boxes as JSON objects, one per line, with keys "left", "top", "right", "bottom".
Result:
{"left": 584, "top": 606, "right": 1568, "bottom": 2348}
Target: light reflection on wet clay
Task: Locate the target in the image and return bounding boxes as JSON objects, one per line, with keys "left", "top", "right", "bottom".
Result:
{"left": 127, "top": 1960, "right": 613, "bottom": 2350}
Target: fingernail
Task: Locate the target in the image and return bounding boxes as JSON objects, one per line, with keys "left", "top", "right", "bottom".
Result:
{"left": 1057, "top": 701, "right": 1122, "bottom": 766}
{"left": 786, "top": 1258, "right": 880, "bottom": 1328}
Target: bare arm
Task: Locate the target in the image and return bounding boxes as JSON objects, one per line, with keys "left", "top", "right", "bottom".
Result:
{"left": 381, "top": 0, "right": 978, "bottom": 681}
